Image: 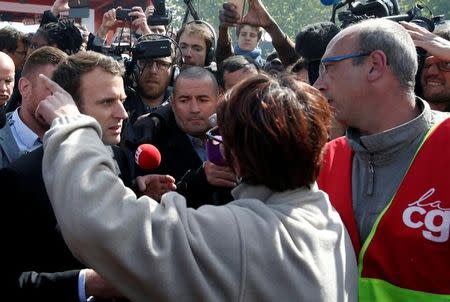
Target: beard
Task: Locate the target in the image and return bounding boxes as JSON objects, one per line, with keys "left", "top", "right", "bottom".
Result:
{"left": 137, "top": 76, "right": 169, "bottom": 100}
{"left": 137, "top": 84, "right": 166, "bottom": 100}
{"left": 423, "top": 89, "right": 450, "bottom": 104}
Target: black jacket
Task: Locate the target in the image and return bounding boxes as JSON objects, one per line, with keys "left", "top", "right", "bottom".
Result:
{"left": 132, "top": 104, "right": 232, "bottom": 208}
{"left": 0, "top": 146, "right": 134, "bottom": 301}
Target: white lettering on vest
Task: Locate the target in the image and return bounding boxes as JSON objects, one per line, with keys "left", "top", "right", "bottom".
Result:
{"left": 402, "top": 188, "right": 450, "bottom": 243}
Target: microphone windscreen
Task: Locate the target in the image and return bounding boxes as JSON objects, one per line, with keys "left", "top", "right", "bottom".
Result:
{"left": 135, "top": 144, "right": 161, "bottom": 170}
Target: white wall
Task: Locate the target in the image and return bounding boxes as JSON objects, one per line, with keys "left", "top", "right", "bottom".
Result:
{"left": 0, "top": 21, "right": 39, "bottom": 33}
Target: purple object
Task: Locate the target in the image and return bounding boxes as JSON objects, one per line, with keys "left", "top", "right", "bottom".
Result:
{"left": 206, "top": 137, "right": 226, "bottom": 166}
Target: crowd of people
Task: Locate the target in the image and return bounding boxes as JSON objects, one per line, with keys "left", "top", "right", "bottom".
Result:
{"left": 1, "top": 0, "right": 449, "bottom": 301}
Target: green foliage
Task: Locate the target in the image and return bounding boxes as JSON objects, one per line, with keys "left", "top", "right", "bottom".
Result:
{"left": 166, "top": 0, "right": 332, "bottom": 39}
{"left": 399, "top": 0, "right": 449, "bottom": 18}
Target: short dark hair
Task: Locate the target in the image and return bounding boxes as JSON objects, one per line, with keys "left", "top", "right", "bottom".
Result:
{"left": 236, "top": 24, "right": 263, "bottom": 41}
{"left": 21, "top": 46, "right": 67, "bottom": 78}
{"left": 288, "top": 57, "right": 308, "bottom": 74}
{"left": 176, "top": 21, "right": 215, "bottom": 55}
{"left": 295, "top": 22, "right": 340, "bottom": 84}
{"left": 174, "top": 66, "right": 218, "bottom": 95}
{"left": 52, "top": 51, "right": 124, "bottom": 106}
{"left": 217, "top": 74, "right": 332, "bottom": 191}
{"left": 36, "top": 19, "right": 83, "bottom": 55}
{"left": 217, "top": 55, "right": 259, "bottom": 89}
{"left": 0, "top": 26, "right": 26, "bottom": 52}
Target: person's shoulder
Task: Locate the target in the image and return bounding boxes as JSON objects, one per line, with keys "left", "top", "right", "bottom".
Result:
{"left": 0, "top": 114, "right": 17, "bottom": 150}
{"left": 431, "top": 110, "right": 450, "bottom": 124}
{"left": 0, "top": 146, "right": 43, "bottom": 177}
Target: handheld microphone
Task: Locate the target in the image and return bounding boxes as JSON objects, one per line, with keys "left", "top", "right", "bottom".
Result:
{"left": 320, "top": 0, "right": 339, "bottom": 6}
{"left": 135, "top": 144, "right": 161, "bottom": 170}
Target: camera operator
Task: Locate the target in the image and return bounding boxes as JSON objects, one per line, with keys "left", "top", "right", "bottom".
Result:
{"left": 402, "top": 21, "right": 450, "bottom": 112}
{"left": 120, "top": 37, "right": 176, "bottom": 148}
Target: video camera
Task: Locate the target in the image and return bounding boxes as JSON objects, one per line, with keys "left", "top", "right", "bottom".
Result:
{"left": 332, "top": 0, "right": 444, "bottom": 31}
{"left": 102, "top": 0, "right": 172, "bottom": 61}
{"left": 132, "top": 37, "right": 172, "bottom": 61}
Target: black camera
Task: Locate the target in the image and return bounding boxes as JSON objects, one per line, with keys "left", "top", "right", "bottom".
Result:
{"left": 334, "top": 0, "right": 443, "bottom": 31}
{"left": 132, "top": 38, "right": 172, "bottom": 60}
{"left": 116, "top": 8, "right": 137, "bottom": 22}
{"left": 147, "top": 0, "right": 171, "bottom": 26}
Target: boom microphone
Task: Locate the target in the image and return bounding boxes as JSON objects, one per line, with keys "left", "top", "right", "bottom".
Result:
{"left": 135, "top": 144, "right": 161, "bottom": 170}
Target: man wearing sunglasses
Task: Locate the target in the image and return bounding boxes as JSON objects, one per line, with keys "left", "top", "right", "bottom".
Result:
{"left": 315, "top": 19, "right": 450, "bottom": 301}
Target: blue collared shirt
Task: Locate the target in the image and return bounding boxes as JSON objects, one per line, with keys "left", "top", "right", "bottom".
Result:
{"left": 10, "top": 108, "right": 41, "bottom": 152}
{"left": 187, "top": 134, "right": 207, "bottom": 162}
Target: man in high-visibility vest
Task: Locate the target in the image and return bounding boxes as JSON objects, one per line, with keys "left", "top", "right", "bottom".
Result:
{"left": 314, "top": 18, "right": 450, "bottom": 301}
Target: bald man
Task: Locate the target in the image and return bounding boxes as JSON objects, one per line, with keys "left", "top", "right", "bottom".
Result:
{"left": 0, "top": 51, "right": 15, "bottom": 128}
{"left": 0, "top": 51, "right": 15, "bottom": 108}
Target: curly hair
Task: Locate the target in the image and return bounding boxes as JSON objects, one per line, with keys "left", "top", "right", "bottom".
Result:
{"left": 36, "top": 19, "right": 83, "bottom": 55}
{"left": 0, "top": 26, "right": 27, "bottom": 52}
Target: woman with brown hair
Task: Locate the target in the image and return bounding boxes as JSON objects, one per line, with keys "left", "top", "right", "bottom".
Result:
{"left": 38, "top": 71, "right": 357, "bottom": 301}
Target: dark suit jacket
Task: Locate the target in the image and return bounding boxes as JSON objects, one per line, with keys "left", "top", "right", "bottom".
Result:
{"left": 1, "top": 145, "right": 134, "bottom": 301}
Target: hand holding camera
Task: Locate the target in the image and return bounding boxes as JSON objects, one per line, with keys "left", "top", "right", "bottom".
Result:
{"left": 116, "top": 7, "right": 139, "bottom": 22}
{"left": 219, "top": 0, "right": 275, "bottom": 29}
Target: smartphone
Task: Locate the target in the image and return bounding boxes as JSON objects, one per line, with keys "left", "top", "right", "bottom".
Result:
{"left": 228, "top": 0, "right": 245, "bottom": 21}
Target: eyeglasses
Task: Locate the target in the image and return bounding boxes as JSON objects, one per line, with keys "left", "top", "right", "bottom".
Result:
{"left": 319, "top": 52, "right": 371, "bottom": 77}
{"left": 423, "top": 57, "right": 450, "bottom": 72}
{"left": 206, "top": 126, "right": 223, "bottom": 145}
{"left": 137, "top": 59, "right": 172, "bottom": 71}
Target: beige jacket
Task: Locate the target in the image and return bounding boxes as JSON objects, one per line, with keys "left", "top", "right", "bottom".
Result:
{"left": 43, "top": 114, "right": 358, "bottom": 302}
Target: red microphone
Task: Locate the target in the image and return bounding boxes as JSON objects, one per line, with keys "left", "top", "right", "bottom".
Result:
{"left": 135, "top": 144, "right": 161, "bottom": 170}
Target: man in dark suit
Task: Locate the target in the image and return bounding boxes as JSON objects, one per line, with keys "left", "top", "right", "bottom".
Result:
{"left": 0, "top": 50, "right": 175, "bottom": 301}
{"left": 133, "top": 66, "right": 236, "bottom": 208}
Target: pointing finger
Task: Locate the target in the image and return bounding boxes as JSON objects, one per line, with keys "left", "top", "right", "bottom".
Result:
{"left": 39, "top": 73, "right": 63, "bottom": 94}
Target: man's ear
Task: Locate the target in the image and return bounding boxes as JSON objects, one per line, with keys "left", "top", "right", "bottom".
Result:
{"left": 367, "top": 50, "right": 388, "bottom": 82}
{"left": 18, "top": 77, "right": 31, "bottom": 98}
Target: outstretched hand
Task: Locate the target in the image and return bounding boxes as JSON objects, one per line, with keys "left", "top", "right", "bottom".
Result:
{"left": 136, "top": 174, "right": 177, "bottom": 201}
{"left": 401, "top": 21, "right": 450, "bottom": 61}
{"left": 219, "top": 0, "right": 274, "bottom": 29}
{"left": 130, "top": 6, "right": 151, "bottom": 35}
{"left": 204, "top": 161, "right": 237, "bottom": 188}
{"left": 51, "top": 0, "right": 70, "bottom": 16}
{"left": 35, "top": 74, "right": 80, "bottom": 126}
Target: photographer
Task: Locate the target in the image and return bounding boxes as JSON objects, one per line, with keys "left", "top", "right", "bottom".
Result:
{"left": 89, "top": 6, "right": 152, "bottom": 53}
